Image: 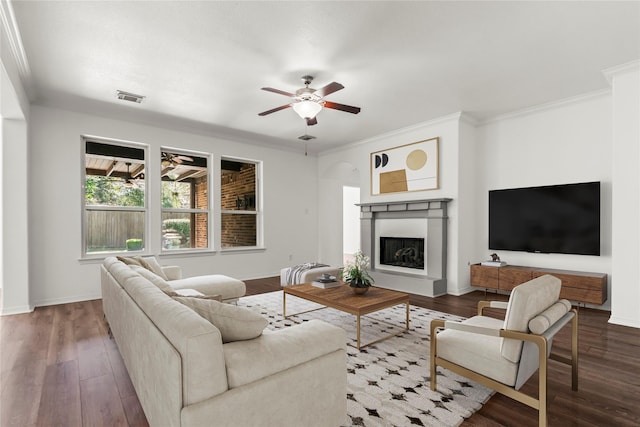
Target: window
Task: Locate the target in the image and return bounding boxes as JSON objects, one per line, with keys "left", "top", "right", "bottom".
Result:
{"left": 161, "top": 150, "right": 209, "bottom": 251}
{"left": 220, "top": 158, "right": 261, "bottom": 248}
{"left": 83, "top": 138, "right": 147, "bottom": 255}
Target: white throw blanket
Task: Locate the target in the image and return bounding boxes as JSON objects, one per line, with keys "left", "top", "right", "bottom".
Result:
{"left": 285, "top": 262, "right": 329, "bottom": 285}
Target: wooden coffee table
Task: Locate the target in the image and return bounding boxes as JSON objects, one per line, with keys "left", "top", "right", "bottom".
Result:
{"left": 283, "top": 283, "right": 410, "bottom": 350}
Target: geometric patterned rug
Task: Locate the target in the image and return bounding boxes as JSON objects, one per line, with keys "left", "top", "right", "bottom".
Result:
{"left": 238, "top": 291, "right": 494, "bottom": 427}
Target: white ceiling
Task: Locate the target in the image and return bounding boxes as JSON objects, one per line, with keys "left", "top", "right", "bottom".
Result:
{"left": 8, "top": 1, "right": 640, "bottom": 153}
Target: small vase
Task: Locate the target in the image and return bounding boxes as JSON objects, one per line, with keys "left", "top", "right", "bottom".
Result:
{"left": 351, "top": 286, "right": 369, "bottom": 295}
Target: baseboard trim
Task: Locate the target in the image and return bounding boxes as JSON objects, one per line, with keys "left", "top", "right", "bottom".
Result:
{"left": 33, "top": 293, "right": 102, "bottom": 308}
{"left": 0, "top": 304, "right": 34, "bottom": 316}
{"left": 608, "top": 316, "right": 640, "bottom": 329}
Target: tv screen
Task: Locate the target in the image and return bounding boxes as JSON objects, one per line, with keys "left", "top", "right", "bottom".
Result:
{"left": 489, "top": 181, "right": 600, "bottom": 256}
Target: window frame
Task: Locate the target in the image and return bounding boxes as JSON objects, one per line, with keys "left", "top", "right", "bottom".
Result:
{"left": 160, "top": 147, "right": 212, "bottom": 253}
{"left": 81, "top": 136, "right": 149, "bottom": 259}
{"left": 219, "top": 156, "right": 263, "bottom": 251}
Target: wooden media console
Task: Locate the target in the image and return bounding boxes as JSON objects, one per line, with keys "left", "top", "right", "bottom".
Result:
{"left": 470, "top": 263, "right": 607, "bottom": 305}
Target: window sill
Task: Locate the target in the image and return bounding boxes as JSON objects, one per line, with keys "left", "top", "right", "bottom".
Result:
{"left": 220, "top": 246, "right": 266, "bottom": 254}
{"left": 158, "top": 249, "right": 217, "bottom": 258}
{"left": 78, "top": 251, "right": 154, "bottom": 263}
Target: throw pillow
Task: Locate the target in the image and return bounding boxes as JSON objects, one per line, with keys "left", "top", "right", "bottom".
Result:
{"left": 117, "top": 256, "right": 142, "bottom": 267}
{"left": 134, "top": 256, "right": 169, "bottom": 280}
{"left": 528, "top": 299, "right": 572, "bottom": 334}
{"left": 173, "top": 297, "right": 267, "bottom": 343}
{"left": 172, "top": 289, "right": 224, "bottom": 301}
{"left": 130, "top": 265, "right": 174, "bottom": 294}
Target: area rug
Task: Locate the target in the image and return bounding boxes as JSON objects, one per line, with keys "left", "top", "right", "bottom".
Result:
{"left": 238, "top": 291, "right": 493, "bottom": 427}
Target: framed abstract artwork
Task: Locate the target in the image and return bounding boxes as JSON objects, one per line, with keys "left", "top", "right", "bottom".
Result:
{"left": 370, "top": 137, "right": 439, "bottom": 195}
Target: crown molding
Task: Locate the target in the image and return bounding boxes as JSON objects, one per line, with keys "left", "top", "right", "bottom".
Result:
{"left": 602, "top": 60, "right": 640, "bottom": 84}
{"left": 479, "top": 89, "right": 611, "bottom": 126}
{"left": 320, "top": 112, "right": 465, "bottom": 156}
{"left": 0, "top": 0, "right": 33, "bottom": 97}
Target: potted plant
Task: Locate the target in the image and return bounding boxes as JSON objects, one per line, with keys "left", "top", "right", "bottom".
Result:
{"left": 341, "top": 250, "right": 375, "bottom": 294}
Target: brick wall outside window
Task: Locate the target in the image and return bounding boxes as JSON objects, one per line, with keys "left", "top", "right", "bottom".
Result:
{"left": 221, "top": 163, "right": 257, "bottom": 247}
{"left": 194, "top": 176, "right": 208, "bottom": 248}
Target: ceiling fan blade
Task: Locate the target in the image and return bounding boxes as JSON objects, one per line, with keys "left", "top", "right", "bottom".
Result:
{"left": 323, "top": 101, "right": 361, "bottom": 114}
{"left": 258, "top": 104, "right": 292, "bottom": 116}
{"left": 306, "top": 117, "right": 318, "bottom": 126}
{"left": 315, "top": 82, "right": 344, "bottom": 97}
{"left": 261, "top": 87, "right": 295, "bottom": 97}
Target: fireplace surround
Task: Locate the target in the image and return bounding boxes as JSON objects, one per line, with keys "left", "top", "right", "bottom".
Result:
{"left": 359, "top": 199, "right": 451, "bottom": 297}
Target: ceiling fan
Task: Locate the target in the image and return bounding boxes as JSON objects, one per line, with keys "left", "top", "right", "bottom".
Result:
{"left": 123, "top": 162, "right": 137, "bottom": 188}
{"left": 258, "top": 75, "right": 361, "bottom": 126}
{"left": 161, "top": 152, "right": 194, "bottom": 168}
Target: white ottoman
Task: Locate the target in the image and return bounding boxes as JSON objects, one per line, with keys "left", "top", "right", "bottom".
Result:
{"left": 280, "top": 264, "right": 342, "bottom": 286}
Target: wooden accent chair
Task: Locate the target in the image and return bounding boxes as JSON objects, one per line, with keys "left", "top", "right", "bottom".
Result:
{"left": 430, "top": 275, "right": 578, "bottom": 426}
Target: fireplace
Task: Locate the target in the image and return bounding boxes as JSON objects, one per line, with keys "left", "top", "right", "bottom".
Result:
{"left": 359, "top": 198, "right": 451, "bottom": 297}
{"left": 379, "top": 237, "right": 424, "bottom": 270}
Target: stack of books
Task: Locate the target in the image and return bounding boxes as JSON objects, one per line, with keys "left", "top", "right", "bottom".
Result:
{"left": 311, "top": 276, "right": 341, "bottom": 288}
{"left": 481, "top": 260, "right": 507, "bottom": 267}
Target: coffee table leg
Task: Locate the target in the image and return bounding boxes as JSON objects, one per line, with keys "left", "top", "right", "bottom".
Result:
{"left": 357, "top": 315, "right": 361, "bottom": 350}
{"left": 283, "top": 292, "right": 287, "bottom": 318}
{"left": 406, "top": 301, "right": 410, "bottom": 330}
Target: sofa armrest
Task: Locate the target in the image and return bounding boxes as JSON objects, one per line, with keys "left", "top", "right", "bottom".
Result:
{"left": 222, "top": 319, "right": 346, "bottom": 388}
{"left": 162, "top": 265, "right": 182, "bottom": 280}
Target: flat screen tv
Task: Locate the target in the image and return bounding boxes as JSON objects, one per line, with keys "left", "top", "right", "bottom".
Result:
{"left": 489, "top": 181, "right": 600, "bottom": 256}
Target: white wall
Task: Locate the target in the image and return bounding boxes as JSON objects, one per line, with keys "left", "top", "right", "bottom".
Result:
{"left": 342, "top": 186, "right": 360, "bottom": 257}
{"left": 28, "top": 105, "right": 320, "bottom": 307}
{"left": 1, "top": 53, "right": 31, "bottom": 314}
{"left": 475, "top": 91, "right": 613, "bottom": 309}
{"left": 609, "top": 62, "right": 640, "bottom": 327}
{"left": 318, "top": 114, "right": 465, "bottom": 294}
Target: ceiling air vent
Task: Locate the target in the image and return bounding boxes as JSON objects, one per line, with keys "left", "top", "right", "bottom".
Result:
{"left": 116, "top": 90, "right": 145, "bottom": 103}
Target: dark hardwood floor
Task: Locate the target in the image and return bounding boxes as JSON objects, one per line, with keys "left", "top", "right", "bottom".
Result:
{"left": 1, "top": 277, "right": 638, "bottom": 426}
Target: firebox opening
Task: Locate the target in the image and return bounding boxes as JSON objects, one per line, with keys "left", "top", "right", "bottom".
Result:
{"left": 379, "top": 237, "right": 425, "bottom": 270}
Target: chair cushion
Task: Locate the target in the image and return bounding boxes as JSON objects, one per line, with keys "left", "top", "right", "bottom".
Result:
{"left": 436, "top": 316, "right": 519, "bottom": 387}
{"left": 173, "top": 297, "right": 267, "bottom": 343}
{"left": 528, "top": 299, "right": 571, "bottom": 334}
{"left": 501, "top": 274, "right": 561, "bottom": 363}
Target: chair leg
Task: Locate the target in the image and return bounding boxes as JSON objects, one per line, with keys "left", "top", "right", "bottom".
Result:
{"left": 430, "top": 320, "right": 443, "bottom": 391}
{"left": 571, "top": 310, "right": 579, "bottom": 391}
{"left": 538, "top": 341, "right": 549, "bottom": 427}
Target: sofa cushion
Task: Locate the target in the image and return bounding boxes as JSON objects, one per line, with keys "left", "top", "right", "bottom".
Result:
{"left": 135, "top": 256, "right": 169, "bottom": 280}
{"left": 117, "top": 255, "right": 142, "bottom": 267}
{"left": 116, "top": 255, "right": 169, "bottom": 280}
{"left": 170, "top": 275, "right": 246, "bottom": 300}
{"left": 174, "top": 297, "right": 267, "bottom": 343}
{"left": 223, "top": 319, "right": 346, "bottom": 388}
{"left": 130, "top": 265, "right": 175, "bottom": 294}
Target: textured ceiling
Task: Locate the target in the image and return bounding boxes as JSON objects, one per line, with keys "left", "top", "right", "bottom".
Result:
{"left": 9, "top": 1, "right": 640, "bottom": 153}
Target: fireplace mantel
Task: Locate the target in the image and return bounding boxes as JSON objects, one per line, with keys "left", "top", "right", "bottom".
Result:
{"left": 358, "top": 198, "right": 452, "bottom": 297}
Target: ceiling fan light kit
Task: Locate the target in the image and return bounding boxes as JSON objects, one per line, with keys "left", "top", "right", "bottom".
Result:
{"left": 292, "top": 100, "right": 323, "bottom": 119}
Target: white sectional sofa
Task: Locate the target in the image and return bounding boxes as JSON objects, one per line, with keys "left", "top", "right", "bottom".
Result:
{"left": 101, "top": 257, "right": 347, "bottom": 427}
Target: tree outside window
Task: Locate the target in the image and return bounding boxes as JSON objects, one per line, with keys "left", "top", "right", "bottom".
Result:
{"left": 83, "top": 139, "right": 146, "bottom": 254}
{"left": 161, "top": 150, "right": 209, "bottom": 251}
